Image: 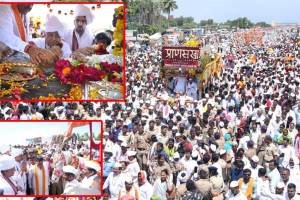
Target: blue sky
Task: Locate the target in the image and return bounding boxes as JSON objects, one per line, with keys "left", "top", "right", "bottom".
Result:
{"left": 0, "top": 122, "right": 101, "bottom": 145}
{"left": 172, "top": 0, "right": 300, "bottom": 24}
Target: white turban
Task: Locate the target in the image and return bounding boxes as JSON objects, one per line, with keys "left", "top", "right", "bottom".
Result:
{"left": 45, "top": 15, "right": 64, "bottom": 38}
{"left": 74, "top": 5, "right": 94, "bottom": 25}
{"left": 11, "top": 148, "right": 23, "bottom": 158}
{"left": 0, "top": 155, "right": 15, "bottom": 171}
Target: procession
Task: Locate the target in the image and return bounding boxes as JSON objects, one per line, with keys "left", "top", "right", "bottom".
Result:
{"left": 0, "top": 3, "right": 124, "bottom": 100}
{"left": 1, "top": 0, "right": 300, "bottom": 199}
{"left": 0, "top": 122, "right": 101, "bottom": 196}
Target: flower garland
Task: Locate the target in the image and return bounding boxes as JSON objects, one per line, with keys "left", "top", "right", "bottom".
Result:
{"left": 184, "top": 35, "right": 201, "bottom": 76}
{"left": 38, "top": 85, "right": 83, "bottom": 100}
{"left": 112, "top": 6, "right": 124, "bottom": 57}
{"left": 0, "top": 82, "right": 28, "bottom": 100}
{"left": 54, "top": 59, "right": 106, "bottom": 85}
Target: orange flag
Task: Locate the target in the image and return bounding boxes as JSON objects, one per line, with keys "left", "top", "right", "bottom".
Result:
{"left": 63, "top": 122, "right": 90, "bottom": 141}
{"left": 11, "top": 5, "right": 27, "bottom": 42}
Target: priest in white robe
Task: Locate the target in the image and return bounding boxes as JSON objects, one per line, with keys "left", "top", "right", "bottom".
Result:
{"left": 63, "top": 5, "right": 94, "bottom": 52}
{"left": 0, "top": 154, "right": 24, "bottom": 195}
{"left": 0, "top": 4, "right": 56, "bottom": 65}
{"left": 31, "top": 15, "right": 71, "bottom": 58}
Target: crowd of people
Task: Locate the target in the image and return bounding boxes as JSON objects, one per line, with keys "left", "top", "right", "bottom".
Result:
{"left": 0, "top": 141, "right": 101, "bottom": 195}
{"left": 101, "top": 27, "right": 300, "bottom": 200}
{"left": 1, "top": 6, "right": 300, "bottom": 200}
{"left": 0, "top": 4, "right": 113, "bottom": 66}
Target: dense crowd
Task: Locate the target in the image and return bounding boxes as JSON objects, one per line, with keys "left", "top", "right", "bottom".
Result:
{"left": 101, "top": 27, "right": 300, "bottom": 200}
{"left": 0, "top": 141, "right": 100, "bottom": 195}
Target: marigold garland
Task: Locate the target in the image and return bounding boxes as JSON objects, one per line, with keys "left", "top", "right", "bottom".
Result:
{"left": 112, "top": 6, "right": 124, "bottom": 57}
{"left": 68, "top": 85, "right": 83, "bottom": 100}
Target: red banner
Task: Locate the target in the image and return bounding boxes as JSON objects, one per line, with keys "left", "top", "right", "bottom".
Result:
{"left": 162, "top": 46, "right": 200, "bottom": 68}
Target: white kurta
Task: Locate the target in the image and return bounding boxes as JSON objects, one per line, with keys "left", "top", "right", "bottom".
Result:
{"left": 28, "top": 164, "right": 50, "bottom": 195}
{"left": 0, "top": 5, "right": 29, "bottom": 52}
{"left": 31, "top": 38, "right": 71, "bottom": 58}
{"left": 225, "top": 191, "right": 247, "bottom": 200}
{"left": 127, "top": 161, "right": 140, "bottom": 183}
{"left": 103, "top": 172, "right": 125, "bottom": 200}
{"left": 63, "top": 179, "right": 79, "bottom": 194}
{"left": 0, "top": 174, "right": 24, "bottom": 195}
{"left": 81, "top": 174, "right": 98, "bottom": 191}
{"left": 63, "top": 28, "right": 93, "bottom": 51}
{"left": 138, "top": 182, "right": 154, "bottom": 200}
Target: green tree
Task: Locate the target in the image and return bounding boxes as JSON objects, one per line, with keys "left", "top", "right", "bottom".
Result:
{"left": 199, "top": 19, "right": 214, "bottom": 26}
{"left": 161, "top": 0, "right": 178, "bottom": 19}
{"left": 255, "top": 22, "right": 271, "bottom": 28}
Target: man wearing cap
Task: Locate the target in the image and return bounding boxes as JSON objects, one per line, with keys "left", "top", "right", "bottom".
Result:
{"left": 245, "top": 155, "right": 263, "bottom": 181}
{"left": 62, "top": 165, "right": 79, "bottom": 194}
{"left": 126, "top": 150, "right": 140, "bottom": 183}
{"left": 31, "top": 15, "right": 71, "bottom": 58}
{"left": 11, "top": 148, "right": 27, "bottom": 194}
{"left": 103, "top": 163, "right": 125, "bottom": 200}
{"left": 187, "top": 78, "right": 199, "bottom": 100}
{"left": 118, "top": 175, "right": 139, "bottom": 200}
{"left": 0, "top": 154, "right": 24, "bottom": 194}
{"left": 179, "top": 148, "right": 197, "bottom": 177}
{"left": 81, "top": 160, "right": 100, "bottom": 193}
{"left": 64, "top": 4, "right": 94, "bottom": 52}
{"left": 195, "top": 166, "right": 213, "bottom": 198}
{"left": 225, "top": 181, "right": 247, "bottom": 200}
{"left": 28, "top": 156, "right": 50, "bottom": 195}
{"left": 0, "top": 4, "right": 57, "bottom": 65}
{"left": 209, "top": 166, "right": 224, "bottom": 200}
{"left": 134, "top": 125, "right": 150, "bottom": 169}
{"left": 175, "top": 170, "right": 188, "bottom": 199}
{"left": 264, "top": 135, "right": 278, "bottom": 165}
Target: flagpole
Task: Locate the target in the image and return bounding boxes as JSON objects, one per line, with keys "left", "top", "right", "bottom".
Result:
{"left": 89, "top": 122, "right": 93, "bottom": 160}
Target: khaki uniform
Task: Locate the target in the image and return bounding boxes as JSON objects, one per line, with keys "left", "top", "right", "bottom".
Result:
{"left": 257, "top": 133, "right": 267, "bottom": 165}
{"left": 134, "top": 133, "right": 150, "bottom": 169}
{"left": 175, "top": 184, "right": 187, "bottom": 200}
{"left": 170, "top": 161, "right": 184, "bottom": 173}
{"left": 195, "top": 179, "right": 212, "bottom": 197}
{"left": 264, "top": 143, "right": 277, "bottom": 162}
{"left": 245, "top": 148, "right": 256, "bottom": 160}
{"left": 150, "top": 162, "right": 172, "bottom": 182}
{"left": 210, "top": 176, "right": 224, "bottom": 200}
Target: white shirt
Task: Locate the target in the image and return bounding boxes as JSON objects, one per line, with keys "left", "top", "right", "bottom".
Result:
{"left": 225, "top": 191, "right": 247, "bottom": 200}
{"left": 127, "top": 160, "right": 140, "bottom": 183}
{"left": 256, "top": 177, "right": 274, "bottom": 200}
{"left": 63, "top": 28, "right": 93, "bottom": 51}
{"left": 0, "top": 174, "right": 24, "bottom": 195}
{"left": 268, "top": 168, "right": 281, "bottom": 193}
{"left": 103, "top": 172, "right": 125, "bottom": 200}
{"left": 285, "top": 194, "right": 300, "bottom": 200}
{"left": 81, "top": 174, "right": 98, "bottom": 190}
{"left": 279, "top": 146, "right": 296, "bottom": 167}
{"left": 63, "top": 179, "right": 79, "bottom": 194}
{"left": 179, "top": 157, "right": 197, "bottom": 177}
{"left": 31, "top": 38, "right": 71, "bottom": 58}
{"left": 138, "top": 181, "right": 154, "bottom": 200}
{"left": 0, "top": 5, "right": 28, "bottom": 52}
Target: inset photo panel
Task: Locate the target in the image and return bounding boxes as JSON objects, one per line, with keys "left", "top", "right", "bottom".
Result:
{"left": 0, "top": 3, "right": 125, "bottom": 101}
{"left": 0, "top": 120, "right": 103, "bottom": 197}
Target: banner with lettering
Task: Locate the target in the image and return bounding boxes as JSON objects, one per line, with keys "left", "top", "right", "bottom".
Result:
{"left": 162, "top": 46, "right": 200, "bottom": 76}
